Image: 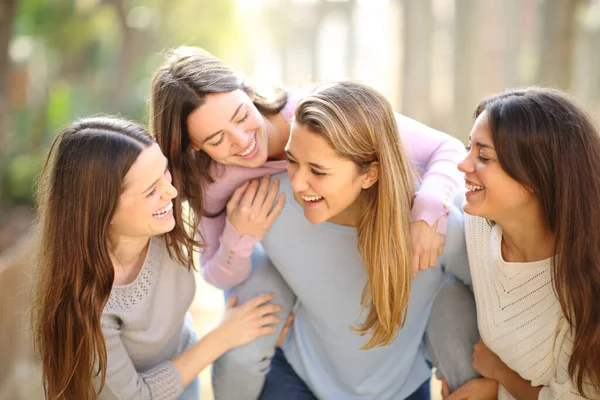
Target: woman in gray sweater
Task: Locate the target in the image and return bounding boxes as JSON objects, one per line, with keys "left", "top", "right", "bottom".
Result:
{"left": 32, "top": 117, "right": 283, "bottom": 399}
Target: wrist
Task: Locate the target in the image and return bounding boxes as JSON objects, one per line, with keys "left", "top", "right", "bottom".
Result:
{"left": 208, "top": 325, "right": 234, "bottom": 353}
{"left": 491, "top": 361, "right": 509, "bottom": 384}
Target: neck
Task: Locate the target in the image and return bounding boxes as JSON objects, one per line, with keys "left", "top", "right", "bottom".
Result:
{"left": 264, "top": 114, "right": 290, "bottom": 161}
{"left": 108, "top": 234, "right": 150, "bottom": 271}
{"left": 496, "top": 211, "right": 554, "bottom": 263}
{"left": 328, "top": 197, "right": 365, "bottom": 227}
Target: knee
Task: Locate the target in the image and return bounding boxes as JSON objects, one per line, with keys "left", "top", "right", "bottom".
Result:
{"left": 218, "top": 338, "right": 278, "bottom": 375}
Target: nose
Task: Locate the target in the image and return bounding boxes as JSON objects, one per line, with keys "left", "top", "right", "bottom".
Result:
{"left": 161, "top": 180, "right": 178, "bottom": 200}
{"left": 231, "top": 128, "right": 250, "bottom": 148}
{"left": 289, "top": 166, "right": 309, "bottom": 193}
{"left": 457, "top": 153, "right": 474, "bottom": 174}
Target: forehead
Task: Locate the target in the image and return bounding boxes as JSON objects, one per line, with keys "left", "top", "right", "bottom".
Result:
{"left": 122, "top": 143, "right": 165, "bottom": 190}
{"left": 187, "top": 90, "right": 249, "bottom": 137}
{"left": 288, "top": 123, "right": 339, "bottom": 159}
{"left": 471, "top": 111, "right": 493, "bottom": 143}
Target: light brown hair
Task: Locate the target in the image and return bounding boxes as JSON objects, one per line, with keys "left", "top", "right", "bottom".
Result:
{"left": 294, "top": 81, "right": 415, "bottom": 349}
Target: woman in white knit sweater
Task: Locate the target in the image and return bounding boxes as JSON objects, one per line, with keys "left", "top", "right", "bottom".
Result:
{"left": 446, "top": 88, "right": 600, "bottom": 400}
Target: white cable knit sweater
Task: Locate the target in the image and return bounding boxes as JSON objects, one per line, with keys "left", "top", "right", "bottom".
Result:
{"left": 465, "top": 215, "right": 599, "bottom": 399}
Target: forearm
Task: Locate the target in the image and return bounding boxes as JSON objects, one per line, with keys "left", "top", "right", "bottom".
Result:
{"left": 201, "top": 219, "right": 261, "bottom": 289}
{"left": 172, "top": 328, "right": 231, "bottom": 386}
{"left": 494, "top": 363, "right": 543, "bottom": 400}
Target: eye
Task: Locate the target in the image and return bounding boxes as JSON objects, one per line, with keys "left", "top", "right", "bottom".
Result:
{"left": 146, "top": 187, "right": 157, "bottom": 197}
{"left": 210, "top": 133, "right": 225, "bottom": 147}
{"left": 310, "top": 169, "right": 326, "bottom": 177}
{"left": 285, "top": 156, "right": 297, "bottom": 164}
{"left": 465, "top": 145, "right": 471, "bottom": 152}
{"left": 478, "top": 155, "right": 489, "bottom": 163}
{"left": 237, "top": 111, "right": 249, "bottom": 124}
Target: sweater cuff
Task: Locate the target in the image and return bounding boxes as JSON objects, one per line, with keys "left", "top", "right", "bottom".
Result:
{"left": 140, "top": 361, "right": 184, "bottom": 399}
{"left": 220, "top": 219, "right": 262, "bottom": 257}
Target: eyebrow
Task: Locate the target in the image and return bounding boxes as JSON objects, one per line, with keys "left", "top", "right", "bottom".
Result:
{"left": 469, "top": 137, "right": 496, "bottom": 151}
{"left": 201, "top": 102, "right": 245, "bottom": 145}
{"left": 285, "top": 150, "right": 329, "bottom": 170}
{"left": 142, "top": 158, "right": 169, "bottom": 194}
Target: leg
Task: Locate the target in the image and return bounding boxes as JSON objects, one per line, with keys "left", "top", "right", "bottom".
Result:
{"left": 212, "top": 244, "right": 296, "bottom": 400}
{"left": 425, "top": 206, "right": 480, "bottom": 392}
{"left": 259, "top": 348, "right": 317, "bottom": 400}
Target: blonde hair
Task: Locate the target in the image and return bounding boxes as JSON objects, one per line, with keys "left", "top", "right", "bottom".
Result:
{"left": 294, "top": 81, "right": 415, "bottom": 349}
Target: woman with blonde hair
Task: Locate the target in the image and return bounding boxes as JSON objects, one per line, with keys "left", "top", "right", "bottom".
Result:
{"left": 254, "top": 81, "right": 476, "bottom": 399}
{"left": 31, "top": 117, "right": 282, "bottom": 399}
{"left": 150, "top": 47, "right": 477, "bottom": 398}
{"left": 446, "top": 88, "right": 600, "bottom": 399}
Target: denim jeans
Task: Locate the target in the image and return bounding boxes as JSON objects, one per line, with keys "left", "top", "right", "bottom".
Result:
{"left": 259, "top": 348, "right": 431, "bottom": 400}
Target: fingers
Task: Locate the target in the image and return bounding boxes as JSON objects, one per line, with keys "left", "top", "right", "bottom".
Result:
{"left": 255, "top": 302, "right": 284, "bottom": 317}
{"left": 226, "top": 181, "right": 250, "bottom": 213}
{"left": 226, "top": 295, "right": 238, "bottom": 309}
{"left": 244, "top": 293, "right": 276, "bottom": 309}
{"left": 257, "top": 326, "right": 277, "bottom": 338}
{"left": 276, "top": 312, "right": 294, "bottom": 347}
{"left": 259, "top": 178, "right": 281, "bottom": 217}
{"left": 265, "top": 193, "right": 286, "bottom": 225}
{"left": 441, "top": 379, "right": 450, "bottom": 398}
{"left": 252, "top": 175, "right": 271, "bottom": 211}
{"left": 240, "top": 179, "right": 260, "bottom": 208}
{"left": 259, "top": 315, "right": 281, "bottom": 326}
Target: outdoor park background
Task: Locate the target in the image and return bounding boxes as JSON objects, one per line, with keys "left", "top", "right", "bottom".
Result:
{"left": 1, "top": 0, "right": 600, "bottom": 398}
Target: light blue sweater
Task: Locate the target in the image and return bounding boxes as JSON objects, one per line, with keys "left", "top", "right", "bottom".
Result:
{"left": 261, "top": 173, "right": 470, "bottom": 400}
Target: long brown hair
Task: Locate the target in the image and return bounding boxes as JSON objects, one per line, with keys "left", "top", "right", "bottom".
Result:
{"left": 477, "top": 88, "right": 600, "bottom": 394}
{"left": 149, "top": 46, "right": 287, "bottom": 246}
{"left": 32, "top": 117, "right": 155, "bottom": 399}
{"left": 294, "top": 81, "right": 415, "bottom": 349}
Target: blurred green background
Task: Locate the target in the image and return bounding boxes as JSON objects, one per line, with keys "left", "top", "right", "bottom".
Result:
{"left": 1, "top": 0, "right": 599, "bottom": 398}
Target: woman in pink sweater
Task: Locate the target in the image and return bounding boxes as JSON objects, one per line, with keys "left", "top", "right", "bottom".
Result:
{"left": 149, "top": 46, "right": 477, "bottom": 399}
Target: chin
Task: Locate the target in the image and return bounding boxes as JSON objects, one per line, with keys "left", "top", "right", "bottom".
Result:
{"left": 304, "top": 211, "right": 327, "bottom": 225}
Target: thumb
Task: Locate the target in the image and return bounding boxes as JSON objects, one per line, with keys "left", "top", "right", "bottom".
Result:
{"left": 441, "top": 379, "right": 450, "bottom": 398}
{"left": 226, "top": 295, "right": 238, "bottom": 309}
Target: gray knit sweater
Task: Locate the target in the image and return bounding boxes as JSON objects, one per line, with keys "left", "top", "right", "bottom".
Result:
{"left": 96, "top": 235, "right": 197, "bottom": 399}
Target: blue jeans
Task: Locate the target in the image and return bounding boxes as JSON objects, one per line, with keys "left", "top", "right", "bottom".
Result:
{"left": 259, "top": 348, "right": 431, "bottom": 400}
{"left": 212, "top": 206, "right": 479, "bottom": 399}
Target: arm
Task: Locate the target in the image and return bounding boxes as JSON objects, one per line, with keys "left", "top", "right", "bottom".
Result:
{"left": 397, "top": 114, "right": 465, "bottom": 234}
{"left": 200, "top": 176, "right": 285, "bottom": 290}
{"left": 101, "top": 294, "right": 282, "bottom": 399}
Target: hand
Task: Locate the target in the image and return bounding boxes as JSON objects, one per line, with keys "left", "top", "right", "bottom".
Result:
{"left": 472, "top": 339, "right": 505, "bottom": 380}
{"left": 275, "top": 312, "right": 294, "bottom": 347}
{"left": 217, "top": 294, "right": 282, "bottom": 350}
{"left": 443, "top": 378, "right": 498, "bottom": 400}
{"left": 226, "top": 175, "right": 285, "bottom": 238}
{"left": 410, "top": 220, "right": 445, "bottom": 278}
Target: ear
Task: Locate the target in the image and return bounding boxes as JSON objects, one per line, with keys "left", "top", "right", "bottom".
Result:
{"left": 362, "top": 162, "right": 380, "bottom": 189}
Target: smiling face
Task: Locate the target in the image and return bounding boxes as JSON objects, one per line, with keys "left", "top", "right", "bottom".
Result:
{"left": 458, "top": 111, "right": 535, "bottom": 222}
{"left": 285, "top": 122, "right": 379, "bottom": 226}
{"left": 110, "top": 143, "right": 178, "bottom": 240}
{"left": 186, "top": 90, "right": 269, "bottom": 168}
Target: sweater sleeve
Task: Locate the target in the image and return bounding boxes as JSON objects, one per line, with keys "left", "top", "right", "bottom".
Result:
{"left": 199, "top": 214, "right": 261, "bottom": 290}
{"left": 100, "top": 315, "right": 185, "bottom": 400}
{"left": 398, "top": 115, "right": 466, "bottom": 235}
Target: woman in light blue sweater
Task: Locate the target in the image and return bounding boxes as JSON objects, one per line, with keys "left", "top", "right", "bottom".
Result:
{"left": 250, "top": 81, "right": 476, "bottom": 399}
{"left": 31, "top": 117, "right": 284, "bottom": 399}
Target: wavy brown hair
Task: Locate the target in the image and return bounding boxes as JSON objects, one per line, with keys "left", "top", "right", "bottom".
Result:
{"left": 32, "top": 117, "right": 158, "bottom": 399}
{"left": 477, "top": 88, "right": 600, "bottom": 394}
{"left": 294, "top": 81, "right": 415, "bottom": 349}
{"left": 149, "top": 46, "right": 287, "bottom": 246}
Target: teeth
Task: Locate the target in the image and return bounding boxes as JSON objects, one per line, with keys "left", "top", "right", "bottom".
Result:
{"left": 153, "top": 202, "right": 173, "bottom": 217}
{"left": 466, "top": 183, "right": 484, "bottom": 192}
{"left": 236, "top": 134, "right": 256, "bottom": 157}
{"left": 301, "top": 195, "right": 323, "bottom": 202}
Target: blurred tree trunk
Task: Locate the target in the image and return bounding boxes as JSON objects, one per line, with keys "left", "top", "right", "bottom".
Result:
{"left": 453, "top": 0, "right": 479, "bottom": 142}
{"left": 574, "top": 3, "right": 600, "bottom": 118}
{"left": 402, "top": 0, "right": 432, "bottom": 125}
{"left": 0, "top": 0, "right": 16, "bottom": 214}
{"left": 537, "top": 0, "right": 583, "bottom": 89}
